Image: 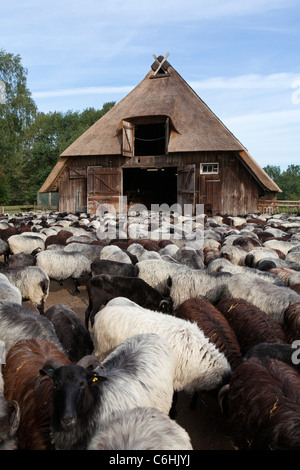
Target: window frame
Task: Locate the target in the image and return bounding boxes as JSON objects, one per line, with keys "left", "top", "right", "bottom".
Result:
{"left": 200, "top": 162, "right": 219, "bottom": 175}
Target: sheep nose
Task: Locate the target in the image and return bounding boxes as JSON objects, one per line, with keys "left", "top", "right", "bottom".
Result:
{"left": 62, "top": 416, "right": 76, "bottom": 430}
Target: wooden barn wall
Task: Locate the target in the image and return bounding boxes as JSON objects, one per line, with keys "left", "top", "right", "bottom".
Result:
{"left": 58, "top": 152, "right": 262, "bottom": 215}
{"left": 58, "top": 155, "right": 124, "bottom": 212}
{"left": 218, "top": 153, "right": 260, "bottom": 215}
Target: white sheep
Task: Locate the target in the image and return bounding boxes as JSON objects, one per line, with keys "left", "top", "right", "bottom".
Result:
{"left": 219, "top": 245, "right": 247, "bottom": 265}
{"left": 207, "top": 257, "right": 286, "bottom": 286}
{"left": 87, "top": 406, "right": 193, "bottom": 450}
{"left": 286, "top": 250, "right": 300, "bottom": 264}
{"left": 36, "top": 249, "right": 91, "bottom": 294}
{"left": 93, "top": 298, "right": 231, "bottom": 394}
{"left": 245, "top": 247, "right": 280, "bottom": 267}
{"left": 288, "top": 272, "right": 300, "bottom": 286}
{"left": 7, "top": 233, "right": 45, "bottom": 255}
{"left": 99, "top": 245, "right": 132, "bottom": 264}
{"left": 63, "top": 242, "right": 104, "bottom": 261}
{"left": 263, "top": 239, "right": 300, "bottom": 255}
{"left": 136, "top": 258, "right": 184, "bottom": 295}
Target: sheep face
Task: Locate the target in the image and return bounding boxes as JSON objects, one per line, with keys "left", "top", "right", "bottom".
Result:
{"left": 40, "top": 362, "right": 106, "bottom": 435}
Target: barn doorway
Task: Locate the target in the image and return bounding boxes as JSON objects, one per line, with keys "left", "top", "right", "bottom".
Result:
{"left": 123, "top": 167, "right": 177, "bottom": 209}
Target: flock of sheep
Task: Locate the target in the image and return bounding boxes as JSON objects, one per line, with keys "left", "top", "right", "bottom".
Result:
{"left": 0, "top": 207, "right": 300, "bottom": 450}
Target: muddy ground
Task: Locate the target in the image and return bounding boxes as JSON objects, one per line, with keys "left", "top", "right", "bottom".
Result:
{"left": 19, "top": 276, "right": 235, "bottom": 451}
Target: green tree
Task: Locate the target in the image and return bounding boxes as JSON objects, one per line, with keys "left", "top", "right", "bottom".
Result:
{"left": 264, "top": 164, "right": 300, "bottom": 200}
{"left": 0, "top": 49, "right": 37, "bottom": 203}
{"left": 21, "top": 103, "right": 115, "bottom": 203}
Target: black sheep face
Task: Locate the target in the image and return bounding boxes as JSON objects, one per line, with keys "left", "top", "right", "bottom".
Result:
{"left": 40, "top": 364, "right": 106, "bottom": 431}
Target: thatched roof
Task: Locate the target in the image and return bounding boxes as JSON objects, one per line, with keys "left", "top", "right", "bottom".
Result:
{"left": 61, "top": 64, "right": 246, "bottom": 156}
{"left": 40, "top": 57, "right": 281, "bottom": 193}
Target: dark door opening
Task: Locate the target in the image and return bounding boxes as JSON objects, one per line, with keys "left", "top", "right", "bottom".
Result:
{"left": 135, "top": 123, "right": 166, "bottom": 156}
{"left": 123, "top": 167, "right": 177, "bottom": 208}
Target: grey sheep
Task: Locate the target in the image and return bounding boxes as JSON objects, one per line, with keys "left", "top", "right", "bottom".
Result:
{"left": 0, "top": 301, "right": 64, "bottom": 354}
{"left": 0, "top": 390, "right": 20, "bottom": 450}
{"left": 87, "top": 407, "right": 192, "bottom": 450}
{"left": 0, "top": 266, "right": 49, "bottom": 313}
{"left": 169, "top": 268, "right": 231, "bottom": 308}
{"left": 40, "top": 333, "right": 175, "bottom": 450}
{"left": 0, "top": 273, "right": 22, "bottom": 305}
{"left": 221, "top": 273, "right": 300, "bottom": 324}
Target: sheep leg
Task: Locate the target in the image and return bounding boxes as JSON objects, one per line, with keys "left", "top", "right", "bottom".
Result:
{"left": 71, "top": 278, "right": 80, "bottom": 295}
{"left": 37, "top": 300, "right": 45, "bottom": 315}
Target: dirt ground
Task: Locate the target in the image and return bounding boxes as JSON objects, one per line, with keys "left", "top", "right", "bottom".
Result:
{"left": 20, "top": 275, "right": 234, "bottom": 451}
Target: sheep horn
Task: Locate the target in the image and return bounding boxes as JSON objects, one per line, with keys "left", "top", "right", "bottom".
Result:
{"left": 41, "top": 358, "right": 64, "bottom": 371}
{"left": 76, "top": 355, "right": 101, "bottom": 370}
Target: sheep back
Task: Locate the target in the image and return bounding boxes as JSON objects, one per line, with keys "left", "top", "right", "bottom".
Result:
{"left": 3, "top": 338, "right": 70, "bottom": 450}
{"left": 216, "top": 298, "right": 287, "bottom": 355}
{"left": 175, "top": 297, "right": 242, "bottom": 370}
{"left": 88, "top": 407, "right": 193, "bottom": 450}
{"left": 93, "top": 301, "right": 231, "bottom": 393}
{"left": 224, "top": 356, "right": 300, "bottom": 450}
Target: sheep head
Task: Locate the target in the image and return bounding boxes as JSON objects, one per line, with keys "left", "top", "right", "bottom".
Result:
{"left": 39, "top": 355, "right": 107, "bottom": 432}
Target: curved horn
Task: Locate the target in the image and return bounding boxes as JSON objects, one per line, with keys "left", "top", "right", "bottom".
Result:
{"left": 76, "top": 355, "right": 101, "bottom": 370}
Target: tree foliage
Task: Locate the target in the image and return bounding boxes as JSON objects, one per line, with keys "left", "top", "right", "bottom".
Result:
{"left": 20, "top": 103, "right": 115, "bottom": 203}
{"left": 264, "top": 164, "right": 300, "bottom": 200}
{"left": 0, "top": 49, "right": 37, "bottom": 203}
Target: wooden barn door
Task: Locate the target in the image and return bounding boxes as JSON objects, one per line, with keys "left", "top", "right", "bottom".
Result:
{"left": 87, "top": 167, "right": 121, "bottom": 214}
{"left": 177, "top": 165, "right": 195, "bottom": 210}
{"left": 199, "top": 173, "right": 220, "bottom": 214}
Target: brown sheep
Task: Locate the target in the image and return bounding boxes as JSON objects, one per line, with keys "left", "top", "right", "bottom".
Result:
{"left": 219, "top": 356, "right": 300, "bottom": 450}
{"left": 3, "top": 338, "right": 70, "bottom": 450}
{"left": 175, "top": 297, "right": 242, "bottom": 371}
{"left": 283, "top": 302, "right": 300, "bottom": 342}
{"left": 216, "top": 298, "right": 287, "bottom": 355}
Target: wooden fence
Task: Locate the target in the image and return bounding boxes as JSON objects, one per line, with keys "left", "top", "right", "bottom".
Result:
{"left": 258, "top": 200, "right": 300, "bottom": 215}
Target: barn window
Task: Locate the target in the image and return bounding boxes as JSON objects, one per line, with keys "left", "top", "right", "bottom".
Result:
{"left": 200, "top": 163, "right": 219, "bottom": 174}
{"left": 122, "top": 117, "right": 169, "bottom": 157}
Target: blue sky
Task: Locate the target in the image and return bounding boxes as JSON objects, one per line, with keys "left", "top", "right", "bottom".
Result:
{"left": 1, "top": 0, "right": 300, "bottom": 170}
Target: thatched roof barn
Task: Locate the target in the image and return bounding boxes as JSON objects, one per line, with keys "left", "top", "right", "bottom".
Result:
{"left": 39, "top": 55, "right": 281, "bottom": 216}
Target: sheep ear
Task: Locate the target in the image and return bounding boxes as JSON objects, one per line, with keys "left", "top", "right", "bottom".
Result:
{"left": 88, "top": 371, "right": 108, "bottom": 384}
{"left": 39, "top": 358, "right": 63, "bottom": 379}
{"left": 40, "top": 367, "right": 54, "bottom": 377}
